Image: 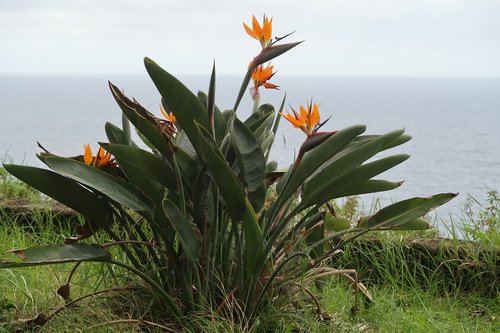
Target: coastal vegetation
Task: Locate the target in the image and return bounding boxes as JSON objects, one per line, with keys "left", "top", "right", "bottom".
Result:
{"left": 0, "top": 15, "right": 497, "bottom": 332}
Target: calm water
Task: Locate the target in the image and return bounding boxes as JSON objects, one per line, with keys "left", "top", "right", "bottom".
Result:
{"left": 1, "top": 74, "right": 499, "bottom": 228}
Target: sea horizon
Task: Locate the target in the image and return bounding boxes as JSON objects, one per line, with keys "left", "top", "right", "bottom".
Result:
{"left": 1, "top": 74, "right": 499, "bottom": 232}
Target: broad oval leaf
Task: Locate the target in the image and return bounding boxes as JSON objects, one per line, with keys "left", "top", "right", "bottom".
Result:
{"left": 105, "top": 122, "right": 138, "bottom": 147}
{"left": 302, "top": 154, "right": 410, "bottom": 208}
{"left": 195, "top": 122, "right": 246, "bottom": 221}
{"left": 231, "top": 118, "right": 267, "bottom": 212}
{"left": 387, "top": 217, "right": 432, "bottom": 230}
{"left": 44, "top": 156, "right": 154, "bottom": 217}
{"left": 0, "top": 244, "right": 111, "bottom": 268}
{"left": 197, "top": 91, "right": 228, "bottom": 144}
{"left": 330, "top": 179, "right": 404, "bottom": 198}
{"left": 162, "top": 199, "right": 201, "bottom": 261}
{"left": 276, "top": 125, "right": 366, "bottom": 200}
{"left": 2, "top": 164, "right": 112, "bottom": 228}
{"left": 144, "top": 57, "right": 209, "bottom": 156}
{"left": 104, "top": 143, "right": 176, "bottom": 191}
{"left": 241, "top": 200, "right": 264, "bottom": 275}
{"left": 357, "top": 193, "right": 457, "bottom": 229}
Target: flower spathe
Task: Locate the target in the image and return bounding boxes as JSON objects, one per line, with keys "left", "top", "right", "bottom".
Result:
{"left": 243, "top": 14, "right": 273, "bottom": 48}
{"left": 83, "top": 144, "right": 114, "bottom": 168}
{"left": 281, "top": 101, "right": 321, "bottom": 136}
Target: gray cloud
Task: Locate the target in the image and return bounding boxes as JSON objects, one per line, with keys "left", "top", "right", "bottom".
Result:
{"left": 0, "top": 0, "right": 499, "bottom": 76}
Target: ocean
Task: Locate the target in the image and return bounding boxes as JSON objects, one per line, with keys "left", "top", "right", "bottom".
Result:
{"left": 1, "top": 74, "right": 499, "bottom": 230}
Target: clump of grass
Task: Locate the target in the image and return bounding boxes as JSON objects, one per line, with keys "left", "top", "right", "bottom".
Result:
{"left": 0, "top": 167, "right": 41, "bottom": 202}
{"left": 459, "top": 189, "right": 500, "bottom": 246}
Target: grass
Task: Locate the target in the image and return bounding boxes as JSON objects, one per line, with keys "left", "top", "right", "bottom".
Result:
{"left": 0, "top": 168, "right": 41, "bottom": 203}
{"left": 318, "top": 281, "right": 498, "bottom": 333}
{"left": 0, "top": 174, "right": 498, "bottom": 332}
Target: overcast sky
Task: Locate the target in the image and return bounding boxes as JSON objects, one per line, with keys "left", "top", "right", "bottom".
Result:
{"left": 0, "top": 0, "right": 499, "bottom": 77}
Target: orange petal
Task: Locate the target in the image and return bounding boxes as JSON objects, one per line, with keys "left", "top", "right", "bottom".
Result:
{"left": 98, "top": 152, "right": 111, "bottom": 168}
{"left": 252, "top": 15, "right": 262, "bottom": 36}
{"left": 83, "top": 144, "right": 93, "bottom": 165}
{"left": 168, "top": 113, "right": 177, "bottom": 123}
{"left": 160, "top": 103, "right": 169, "bottom": 119}
{"left": 262, "top": 82, "right": 279, "bottom": 90}
{"left": 299, "top": 105, "right": 308, "bottom": 119}
{"left": 243, "top": 21, "right": 259, "bottom": 40}
{"left": 98, "top": 147, "right": 106, "bottom": 159}
{"left": 261, "top": 65, "right": 274, "bottom": 80}
{"left": 252, "top": 67, "right": 260, "bottom": 81}
{"left": 310, "top": 103, "right": 321, "bottom": 128}
{"left": 281, "top": 112, "right": 305, "bottom": 128}
{"left": 263, "top": 16, "right": 272, "bottom": 43}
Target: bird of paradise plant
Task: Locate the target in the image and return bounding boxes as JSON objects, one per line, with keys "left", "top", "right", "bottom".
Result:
{"left": 1, "top": 14, "right": 455, "bottom": 330}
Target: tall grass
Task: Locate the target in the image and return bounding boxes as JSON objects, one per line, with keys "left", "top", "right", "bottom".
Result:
{"left": 1, "top": 189, "right": 498, "bottom": 331}
{"left": 0, "top": 167, "right": 40, "bottom": 202}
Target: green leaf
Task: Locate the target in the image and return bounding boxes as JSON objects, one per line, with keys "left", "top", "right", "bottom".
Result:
{"left": 330, "top": 179, "right": 404, "bottom": 198}
{"left": 277, "top": 125, "right": 366, "bottom": 200}
{"left": 261, "top": 133, "right": 274, "bottom": 157}
{"left": 44, "top": 156, "right": 154, "bottom": 217}
{"left": 231, "top": 118, "right": 267, "bottom": 212}
{"left": 162, "top": 199, "right": 201, "bottom": 261}
{"left": 301, "top": 130, "right": 406, "bottom": 205}
{"left": 265, "top": 95, "right": 285, "bottom": 162}
{"left": 174, "top": 148, "right": 200, "bottom": 194}
{"left": 0, "top": 244, "right": 111, "bottom": 268}
{"left": 302, "top": 154, "right": 410, "bottom": 207}
{"left": 324, "top": 214, "right": 351, "bottom": 232}
{"left": 104, "top": 144, "right": 176, "bottom": 191}
{"left": 357, "top": 193, "right": 457, "bottom": 229}
{"left": 192, "top": 165, "right": 211, "bottom": 229}
{"left": 109, "top": 82, "right": 174, "bottom": 159}
{"left": 241, "top": 200, "right": 264, "bottom": 275}
{"left": 144, "top": 57, "right": 209, "bottom": 155}
{"left": 105, "top": 122, "right": 138, "bottom": 147}
{"left": 103, "top": 143, "right": 171, "bottom": 228}
{"left": 121, "top": 113, "right": 132, "bottom": 145}
{"left": 197, "top": 91, "right": 228, "bottom": 144}
{"left": 195, "top": 122, "right": 246, "bottom": 221}
{"left": 207, "top": 62, "right": 216, "bottom": 136}
{"left": 306, "top": 214, "right": 325, "bottom": 259}
{"left": 246, "top": 107, "right": 274, "bottom": 134}
{"left": 252, "top": 111, "right": 275, "bottom": 143}
{"left": 194, "top": 123, "right": 264, "bottom": 274}
{"left": 387, "top": 217, "right": 432, "bottom": 230}
{"left": 2, "top": 164, "right": 112, "bottom": 228}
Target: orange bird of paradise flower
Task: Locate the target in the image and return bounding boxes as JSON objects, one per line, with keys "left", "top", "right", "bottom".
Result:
{"left": 281, "top": 101, "right": 323, "bottom": 136}
{"left": 243, "top": 14, "right": 273, "bottom": 48}
{"left": 250, "top": 63, "right": 279, "bottom": 99}
{"left": 160, "top": 103, "right": 177, "bottom": 123}
{"left": 84, "top": 144, "right": 115, "bottom": 168}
